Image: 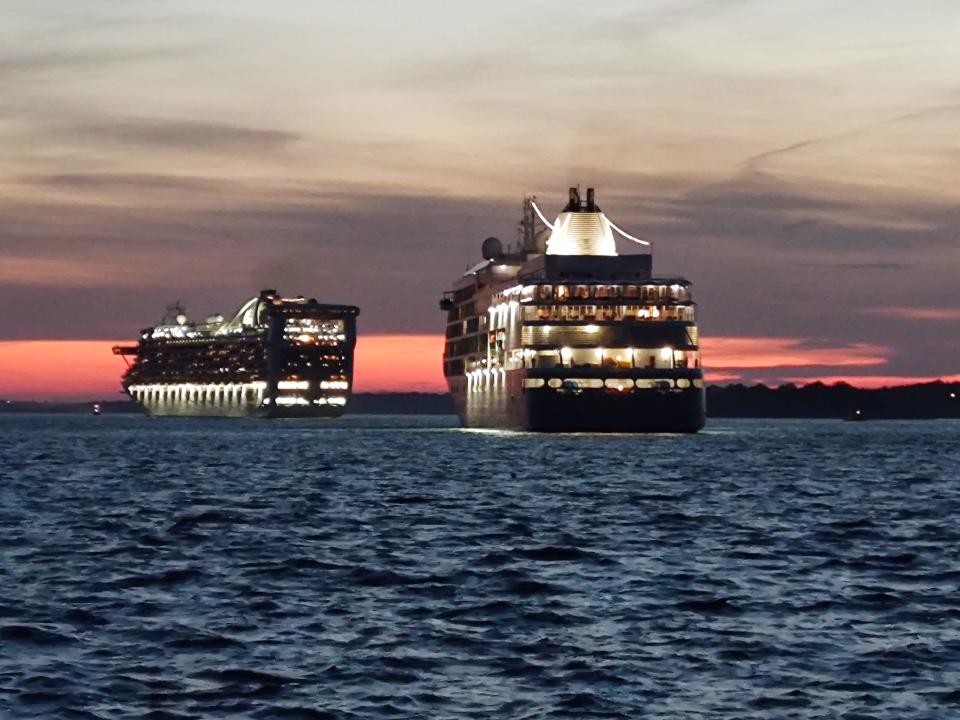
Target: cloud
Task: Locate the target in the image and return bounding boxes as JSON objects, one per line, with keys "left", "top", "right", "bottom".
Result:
{"left": 65, "top": 118, "right": 299, "bottom": 153}
{"left": 862, "top": 307, "right": 960, "bottom": 321}
{"left": 743, "top": 104, "right": 960, "bottom": 172}
{"left": 0, "top": 255, "right": 144, "bottom": 287}
{"left": 22, "top": 172, "right": 226, "bottom": 193}
{"left": 0, "top": 46, "right": 188, "bottom": 82}
{"left": 703, "top": 337, "right": 890, "bottom": 370}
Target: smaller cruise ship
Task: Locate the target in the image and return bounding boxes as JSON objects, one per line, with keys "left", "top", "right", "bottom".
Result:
{"left": 440, "top": 187, "right": 706, "bottom": 432}
{"left": 113, "top": 289, "right": 359, "bottom": 418}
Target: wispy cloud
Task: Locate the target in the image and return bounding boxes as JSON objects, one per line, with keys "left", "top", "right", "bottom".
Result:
{"left": 863, "top": 307, "right": 960, "bottom": 321}
{"left": 704, "top": 337, "right": 889, "bottom": 370}
{"left": 64, "top": 118, "right": 299, "bottom": 153}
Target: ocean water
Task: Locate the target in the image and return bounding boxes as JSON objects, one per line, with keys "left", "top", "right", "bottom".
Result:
{"left": 1, "top": 415, "right": 959, "bottom": 720}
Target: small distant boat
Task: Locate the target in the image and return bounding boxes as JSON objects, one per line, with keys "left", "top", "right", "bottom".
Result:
{"left": 844, "top": 409, "right": 867, "bottom": 422}
{"left": 92, "top": 403, "right": 102, "bottom": 416}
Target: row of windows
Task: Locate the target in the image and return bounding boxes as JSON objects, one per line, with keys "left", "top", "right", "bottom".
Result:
{"left": 525, "top": 305, "right": 694, "bottom": 322}
{"left": 537, "top": 284, "right": 690, "bottom": 302}
{"left": 516, "top": 348, "right": 701, "bottom": 370}
{"left": 522, "top": 377, "right": 705, "bottom": 390}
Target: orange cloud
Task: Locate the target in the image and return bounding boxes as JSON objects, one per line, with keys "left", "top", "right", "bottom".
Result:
{"left": 702, "top": 337, "right": 889, "bottom": 369}
{"left": 863, "top": 307, "right": 960, "bottom": 321}
{"left": 0, "top": 256, "right": 120, "bottom": 286}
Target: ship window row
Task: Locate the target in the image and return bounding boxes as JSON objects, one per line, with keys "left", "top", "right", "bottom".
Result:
{"left": 284, "top": 318, "right": 344, "bottom": 332}
{"left": 537, "top": 284, "right": 689, "bottom": 302}
{"left": 522, "top": 377, "right": 705, "bottom": 390}
{"left": 520, "top": 324, "right": 697, "bottom": 349}
{"left": 446, "top": 316, "right": 481, "bottom": 339}
{"left": 129, "top": 344, "right": 346, "bottom": 384}
{"left": 525, "top": 304, "right": 694, "bottom": 322}
{"left": 445, "top": 335, "right": 486, "bottom": 358}
{"left": 446, "top": 301, "right": 476, "bottom": 323}
{"left": 516, "top": 347, "right": 700, "bottom": 370}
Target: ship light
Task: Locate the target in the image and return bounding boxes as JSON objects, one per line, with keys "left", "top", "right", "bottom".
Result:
{"left": 659, "top": 346, "right": 673, "bottom": 360}
{"left": 585, "top": 324, "right": 599, "bottom": 333}
{"left": 278, "top": 380, "right": 309, "bottom": 390}
{"left": 652, "top": 308, "right": 661, "bottom": 318}
{"left": 297, "top": 333, "right": 314, "bottom": 343}
{"left": 560, "top": 347, "right": 573, "bottom": 361}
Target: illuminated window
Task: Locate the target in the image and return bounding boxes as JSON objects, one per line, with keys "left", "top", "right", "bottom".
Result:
{"left": 567, "top": 378, "right": 603, "bottom": 389}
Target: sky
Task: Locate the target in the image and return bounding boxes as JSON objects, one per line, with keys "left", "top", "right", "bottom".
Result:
{"left": 2, "top": 0, "right": 959, "bottom": 398}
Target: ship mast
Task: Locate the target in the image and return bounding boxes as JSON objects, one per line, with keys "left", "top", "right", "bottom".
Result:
{"left": 518, "top": 195, "right": 539, "bottom": 253}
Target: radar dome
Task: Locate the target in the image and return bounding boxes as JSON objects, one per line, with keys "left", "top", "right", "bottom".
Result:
{"left": 481, "top": 236, "right": 504, "bottom": 260}
{"left": 176, "top": 313, "right": 189, "bottom": 326}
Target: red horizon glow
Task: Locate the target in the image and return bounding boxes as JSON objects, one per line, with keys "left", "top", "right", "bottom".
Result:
{"left": 0, "top": 335, "right": 954, "bottom": 401}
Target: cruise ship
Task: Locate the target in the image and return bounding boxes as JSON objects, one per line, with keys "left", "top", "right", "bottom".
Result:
{"left": 113, "top": 290, "right": 359, "bottom": 417}
{"left": 440, "top": 187, "right": 705, "bottom": 432}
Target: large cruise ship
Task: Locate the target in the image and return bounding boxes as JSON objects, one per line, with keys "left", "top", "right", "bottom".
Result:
{"left": 440, "top": 187, "right": 705, "bottom": 432}
{"left": 113, "top": 290, "right": 359, "bottom": 418}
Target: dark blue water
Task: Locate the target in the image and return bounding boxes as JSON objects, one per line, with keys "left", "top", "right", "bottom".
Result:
{"left": 2, "top": 415, "right": 959, "bottom": 719}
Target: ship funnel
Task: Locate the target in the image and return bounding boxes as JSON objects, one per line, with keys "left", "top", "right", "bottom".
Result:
{"left": 546, "top": 186, "right": 617, "bottom": 256}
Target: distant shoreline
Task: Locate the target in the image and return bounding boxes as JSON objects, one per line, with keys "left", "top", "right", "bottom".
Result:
{"left": 3, "top": 382, "right": 959, "bottom": 419}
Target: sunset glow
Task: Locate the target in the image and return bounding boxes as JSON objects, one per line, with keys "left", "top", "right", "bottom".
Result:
{"left": 0, "top": 335, "right": 950, "bottom": 402}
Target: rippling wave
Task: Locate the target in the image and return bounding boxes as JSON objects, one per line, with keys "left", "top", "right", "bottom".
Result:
{"left": 1, "top": 415, "right": 959, "bottom": 718}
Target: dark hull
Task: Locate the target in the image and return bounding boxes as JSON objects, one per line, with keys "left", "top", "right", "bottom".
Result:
{"left": 450, "top": 372, "right": 705, "bottom": 433}
{"left": 129, "top": 398, "right": 347, "bottom": 419}
{"left": 525, "top": 387, "right": 705, "bottom": 432}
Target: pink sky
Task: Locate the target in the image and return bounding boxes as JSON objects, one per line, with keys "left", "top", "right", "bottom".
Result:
{"left": 0, "top": 335, "right": 952, "bottom": 402}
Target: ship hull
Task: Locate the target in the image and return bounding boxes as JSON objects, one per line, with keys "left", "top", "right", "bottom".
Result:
{"left": 449, "top": 371, "right": 706, "bottom": 433}
{"left": 524, "top": 387, "right": 705, "bottom": 432}
{"left": 129, "top": 398, "right": 347, "bottom": 419}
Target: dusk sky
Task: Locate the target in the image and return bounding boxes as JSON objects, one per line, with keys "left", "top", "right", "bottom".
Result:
{"left": 2, "top": 0, "right": 959, "bottom": 398}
